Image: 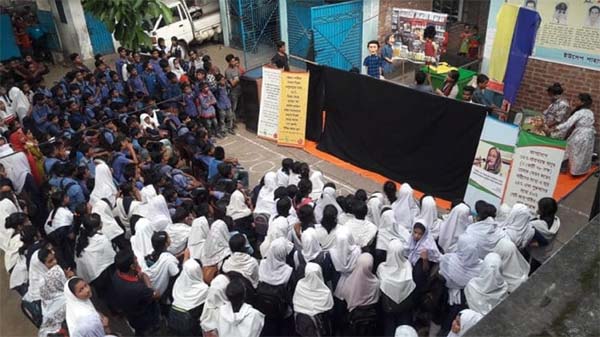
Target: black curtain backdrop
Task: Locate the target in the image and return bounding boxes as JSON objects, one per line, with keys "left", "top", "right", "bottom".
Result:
{"left": 306, "top": 63, "right": 325, "bottom": 141}
{"left": 316, "top": 66, "right": 486, "bottom": 200}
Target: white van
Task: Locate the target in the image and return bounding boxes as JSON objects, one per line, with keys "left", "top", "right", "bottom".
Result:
{"left": 144, "top": 0, "right": 221, "bottom": 47}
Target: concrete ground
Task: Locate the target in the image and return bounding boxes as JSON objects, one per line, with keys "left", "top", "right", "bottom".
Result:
{"left": 1, "top": 43, "right": 598, "bottom": 336}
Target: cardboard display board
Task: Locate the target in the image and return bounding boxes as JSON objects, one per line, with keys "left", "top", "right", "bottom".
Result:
{"left": 257, "top": 67, "right": 283, "bottom": 140}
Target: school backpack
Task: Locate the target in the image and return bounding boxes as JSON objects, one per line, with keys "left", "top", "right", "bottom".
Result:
{"left": 45, "top": 178, "right": 77, "bottom": 211}
{"left": 254, "top": 281, "right": 289, "bottom": 319}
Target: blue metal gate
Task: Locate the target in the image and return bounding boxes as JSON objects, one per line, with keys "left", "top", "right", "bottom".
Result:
{"left": 37, "top": 11, "right": 61, "bottom": 50}
{"left": 287, "top": 0, "right": 322, "bottom": 67}
{"left": 227, "top": 0, "right": 280, "bottom": 69}
{"left": 311, "top": 0, "right": 363, "bottom": 71}
{"left": 84, "top": 12, "right": 114, "bottom": 55}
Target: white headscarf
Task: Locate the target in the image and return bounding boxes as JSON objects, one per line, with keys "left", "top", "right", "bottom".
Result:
{"left": 314, "top": 224, "right": 338, "bottom": 250}
{"left": 188, "top": 216, "right": 209, "bottom": 260}
{"left": 530, "top": 216, "right": 560, "bottom": 241}
{"left": 140, "top": 113, "right": 158, "bottom": 131}
{"left": 293, "top": 263, "right": 333, "bottom": 316}
{"left": 309, "top": 171, "right": 325, "bottom": 200}
{"left": 114, "top": 197, "right": 140, "bottom": 235}
{"left": 329, "top": 226, "right": 361, "bottom": 274}
{"left": 254, "top": 172, "right": 277, "bottom": 215}
{"left": 0, "top": 197, "right": 19, "bottom": 252}
{"left": 439, "top": 233, "right": 483, "bottom": 289}
{"left": 130, "top": 218, "right": 155, "bottom": 265}
{"left": 260, "top": 214, "right": 292, "bottom": 257}
{"left": 405, "top": 221, "right": 441, "bottom": 266}
{"left": 75, "top": 233, "right": 116, "bottom": 283}
{"left": 376, "top": 207, "right": 410, "bottom": 251}
{"left": 301, "top": 228, "right": 322, "bottom": 262}
{"left": 377, "top": 239, "right": 415, "bottom": 304}
{"left": 419, "top": 196, "right": 442, "bottom": 238}
{"left": 143, "top": 251, "right": 180, "bottom": 296}
{"left": 395, "top": 325, "right": 419, "bottom": 337}
{"left": 168, "top": 57, "right": 186, "bottom": 80}
{"left": 275, "top": 167, "right": 290, "bottom": 187}
{"left": 392, "top": 183, "right": 420, "bottom": 230}
{"left": 140, "top": 184, "right": 157, "bottom": 203}
{"left": 438, "top": 203, "right": 472, "bottom": 253}
{"left": 334, "top": 253, "right": 380, "bottom": 311}
{"left": 64, "top": 278, "right": 104, "bottom": 337}
{"left": 23, "top": 249, "right": 48, "bottom": 302}
{"left": 147, "top": 195, "right": 172, "bottom": 231}
{"left": 172, "top": 259, "right": 209, "bottom": 310}
{"left": 366, "top": 193, "right": 385, "bottom": 227}
{"left": 259, "top": 237, "right": 293, "bottom": 286}
{"left": 200, "top": 274, "right": 230, "bottom": 332}
{"left": 447, "top": 309, "right": 483, "bottom": 337}
{"left": 464, "top": 252, "right": 508, "bottom": 315}
{"left": 223, "top": 252, "right": 259, "bottom": 288}
{"left": 494, "top": 237, "right": 529, "bottom": 292}
{"left": 217, "top": 302, "right": 265, "bottom": 337}
{"left": 89, "top": 161, "right": 118, "bottom": 206}
{"left": 44, "top": 207, "right": 73, "bottom": 236}
{"left": 39, "top": 265, "right": 67, "bottom": 337}
{"left": 501, "top": 203, "right": 535, "bottom": 249}
{"left": 91, "top": 199, "right": 124, "bottom": 241}
{"left": 495, "top": 203, "right": 512, "bottom": 223}
{"left": 200, "top": 220, "right": 231, "bottom": 266}
{"left": 313, "top": 187, "right": 342, "bottom": 223}
{"left": 0, "top": 144, "right": 30, "bottom": 193}
{"left": 465, "top": 217, "right": 506, "bottom": 259}
{"left": 227, "top": 190, "right": 252, "bottom": 221}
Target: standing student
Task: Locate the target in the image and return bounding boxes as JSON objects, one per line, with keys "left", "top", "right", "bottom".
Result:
{"left": 363, "top": 40, "right": 383, "bottom": 78}
{"left": 168, "top": 259, "right": 208, "bottom": 336}
{"left": 271, "top": 41, "right": 290, "bottom": 71}
{"left": 293, "top": 263, "right": 334, "bottom": 336}
{"left": 377, "top": 239, "right": 416, "bottom": 335}
{"left": 110, "top": 249, "right": 161, "bottom": 336}
{"left": 458, "top": 24, "right": 472, "bottom": 56}
{"left": 381, "top": 34, "right": 395, "bottom": 78}
{"left": 224, "top": 54, "right": 242, "bottom": 120}
{"left": 468, "top": 26, "right": 481, "bottom": 59}
{"left": 217, "top": 280, "right": 265, "bottom": 337}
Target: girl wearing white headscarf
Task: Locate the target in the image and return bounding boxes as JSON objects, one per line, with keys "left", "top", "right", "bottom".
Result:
{"left": 335, "top": 253, "right": 380, "bottom": 335}
{"left": 169, "top": 259, "right": 208, "bottom": 336}
{"left": 143, "top": 231, "right": 180, "bottom": 296}
{"left": 223, "top": 234, "right": 260, "bottom": 288}
{"left": 74, "top": 213, "right": 116, "bottom": 297}
{"left": 501, "top": 203, "right": 534, "bottom": 249}
{"left": 366, "top": 192, "right": 386, "bottom": 227}
{"left": 395, "top": 325, "right": 419, "bottom": 337}
{"left": 168, "top": 57, "right": 186, "bottom": 80}
{"left": 130, "top": 217, "right": 155, "bottom": 268}
{"left": 200, "top": 219, "right": 232, "bottom": 267}
{"left": 418, "top": 196, "right": 443, "bottom": 239}
{"left": 293, "top": 263, "right": 334, "bottom": 336}
{"left": 146, "top": 195, "right": 172, "bottom": 231}
{"left": 0, "top": 196, "right": 19, "bottom": 252}
{"left": 465, "top": 207, "right": 506, "bottom": 259}
{"left": 39, "top": 264, "right": 67, "bottom": 337}
{"left": 91, "top": 198, "right": 125, "bottom": 243}
{"left": 257, "top": 237, "right": 295, "bottom": 336}
{"left": 405, "top": 222, "right": 441, "bottom": 266}
{"left": 392, "top": 183, "right": 420, "bottom": 231}
{"left": 200, "top": 274, "right": 230, "bottom": 333}
{"left": 314, "top": 204, "right": 340, "bottom": 250}
{"left": 329, "top": 226, "right": 361, "bottom": 276}
{"left": 439, "top": 234, "right": 483, "bottom": 305}
{"left": 464, "top": 252, "right": 508, "bottom": 315}
{"left": 228, "top": 189, "right": 253, "bottom": 221}
{"left": 377, "top": 239, "right": 416, "bottom": 335}
{"left": 64, "top": 277, "right": 107, "bottom": 337}
{"left": 139, "top": 112, "right": 159, "bottom": 132}
{"left": 313, "top": 187, "right": 342, "bottom": 223}
{"left": 254, "top": 172, "right": 277, "bottom": 216}
{"left": 493, "top": 237, "right": 529, "bottom": 292}
{"left": 276, "top": 158, "right": 293, "bottom": 187}
{"left": 438, "top": 203, "right": 472, "bottom": 253}
{"left": 23, "top": 249, "right": 48, "bottom": 302}
{"left": 114, "top": 195, "right": 140, "bottom": 237}
{"left": 187, "top": 216, "right": 209, "bottom": 260}
{"left": 309, "top": 171, "right": 326, "bottom": 200}
{"left": 376, "top": 207, "right": 410, "bottom": 252}
{"left": 89, "top": 161, "right": 118, "bottom": 206}
{"left": 447, "top": 309, "right": 483, "bottom": 337}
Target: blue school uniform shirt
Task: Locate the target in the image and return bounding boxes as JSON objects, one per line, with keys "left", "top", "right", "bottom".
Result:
{"left": 115, "top": 58, "right": 128, "bottom": 80}
{"left": 32, "top": 104, "right": 52, "bottom": 132}
{"left": 127, "top": 75, "right": 148, "bottom": 95}
{"left": 199, "top": 91, "right": 216, "bottom": 118}
{"left": 216, "top": 85, "right": 232, "bottom": 110}
{"left": 149, "top": 58, "right": 163, "bottom": 75}
{"left": 83, "top": 82, "right": 97, "bottom": 97}
{"left": 112, "top": 151, "right": 133, "bottom": 183}
{"left": 473, "top": 88, "right": 495, "bottom": 107}
{"left": 99, "top": 83, "right": 110, "bottom": 100}
{"left": 111, "top": 81, "right": 125, "bottom": 95}
{"left": 208, "top": 159, "right": 223, "bottom": 180}
{"left": 363, "top": 55, "right": 383, "bottom": 78}
{"left": 164, "top": 81, "right": 182, "bottom": 101}
{"left": 49, "top": 176, "right": 86, "bottom": 210}
{"left": 141, "top": 71, "right": 159, "bottom": 98}
{"left": 183, "top": 92, "right": 199, "bottom": 117}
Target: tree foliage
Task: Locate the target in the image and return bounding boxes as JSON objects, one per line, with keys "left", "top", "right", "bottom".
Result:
{"left": 82, "top": 0, "right": 173, "bottom": 50}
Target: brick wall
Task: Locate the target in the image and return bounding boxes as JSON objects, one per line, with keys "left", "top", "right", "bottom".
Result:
{"left": 514, "top": 58, "right": 600, "bottom": 132}
{"left": 378, "top": 0, "right": 433, "bottom": 42}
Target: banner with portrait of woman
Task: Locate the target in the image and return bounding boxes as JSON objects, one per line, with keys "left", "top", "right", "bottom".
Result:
{"left": 464, "top": 117, "right": 520, "bottom": 208}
